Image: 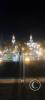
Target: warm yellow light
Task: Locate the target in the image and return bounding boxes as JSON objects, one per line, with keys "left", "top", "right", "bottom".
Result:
{"left": 0, "top": 58, "right": 3, "bottom": 64}
{"left": 37, "top": 44, "right": 40, "bottom": 48}
{"left": 24, "top": 56, "right": 30, "bottom": 64}
{"left": 12, "top": 50, "right": 15, "bottom": 53}
{"left": 22, "top": 47, "right": 25, "bottom": 51}
{"left": 24, "top": 53, "right": 29, "bottom": 56}
{"left": 43, "top": 50, "right": 45, "bottom": 53}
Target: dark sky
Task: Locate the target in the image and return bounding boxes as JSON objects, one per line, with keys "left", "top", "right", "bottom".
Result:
{"left": 0, "top": 0, "right": 45, "bottom": 40}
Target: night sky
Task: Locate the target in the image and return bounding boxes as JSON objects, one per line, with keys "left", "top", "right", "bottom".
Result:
{"left": 0, "top": 1, "right": 45, "bottom": 41}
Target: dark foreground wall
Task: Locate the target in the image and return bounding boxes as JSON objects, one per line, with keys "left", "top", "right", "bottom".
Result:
{"left": 0, "top": 62, "right": 45, "bottom": 100}
{"left": 0, "top": 83, "right": 45, "bottom": 100}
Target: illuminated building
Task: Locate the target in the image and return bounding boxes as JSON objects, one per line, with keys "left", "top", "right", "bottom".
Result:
{"left": 12, "top": 35, "right": 16, "bottom": 45}
{"left": 0, "top": 34, "right": 44, "bottom": 62}
{"left": 26, "top": 35, "right": 43, "bottom": 60}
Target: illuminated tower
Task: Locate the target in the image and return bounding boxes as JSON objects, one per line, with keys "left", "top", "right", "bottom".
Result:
{"left": 27, "top": 35, "right": 33, "bottom": 48}
{"left": 29, "top": 35, "right": 33, "bottom": 44}
{"left": 12, "top": 35, "right": 16, "bottom": 45}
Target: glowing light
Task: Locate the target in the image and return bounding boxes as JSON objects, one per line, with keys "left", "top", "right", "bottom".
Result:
{"left": 24, "top": 56, "right": 30, "bottom": 63}
{"left": 30, "top": 35, "right": 32, "bottom": 40}
{"left": 12, "top": 35, "right": 16, "bottom": 44}
{"left": 0, "top": 58, "right": 3, "bottom": 64}
{"left": 24, "top": 53, "right": 29, "bottom": 56}
{"left": 37, "top": 44, "right": 40, "bottom": 48}
{"left": 12, "top": 54, "right": 19, "bottom": 62}
{"left": 38, "top": 51, "right": 42, "bottom": 56}
{"left": 0, "top": 51, "right": 3, "bottom": 55}
{"left": 12, "top": 35, "right": 15, "bottom": 40}
{"left": 21, "top": 47, "right": 25, "bottom": 51}
{"left": 43, "top": 49, "right": 45, "bottom": 53}
{"left": 12, "top": 50, "right": 15, "bottom": 54}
